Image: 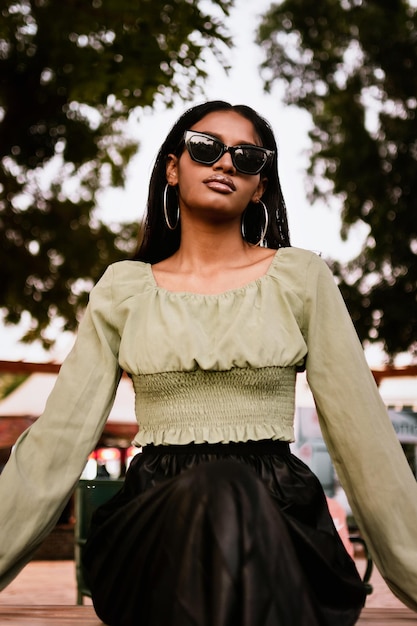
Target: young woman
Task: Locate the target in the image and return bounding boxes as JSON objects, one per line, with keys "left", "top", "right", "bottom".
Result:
{"left": 0, "top": 101, "right": 416, "bottom": 626}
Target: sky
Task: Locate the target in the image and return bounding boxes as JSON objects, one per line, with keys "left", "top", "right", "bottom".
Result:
{"left": 0, "top": 0, "right": 382, "bottom": 364}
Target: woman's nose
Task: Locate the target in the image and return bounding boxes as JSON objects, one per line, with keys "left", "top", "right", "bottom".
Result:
{"left": 214, "top": 150, "right": 236, "bottom": 173}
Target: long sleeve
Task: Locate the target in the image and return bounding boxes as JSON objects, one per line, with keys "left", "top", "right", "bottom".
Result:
{"left": 0, "top": 266, "right": 122, "bottom": 589}
{"left": 303, "top": 253, "right": 417, "bottom": 611}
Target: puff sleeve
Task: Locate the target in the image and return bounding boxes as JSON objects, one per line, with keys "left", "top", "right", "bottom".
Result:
{"left": 0, "top": 265, "right": 122, "bottom": 589}
{"left": 303, "top": 253, "right": 417, "bottom": 611}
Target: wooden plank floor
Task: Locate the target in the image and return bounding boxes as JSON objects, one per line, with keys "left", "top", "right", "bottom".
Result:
{"left": 358, "top": 608, "right": 417, "bottom": 624}
{"left": 0, "top": 605, "right": 416, "bottom": 625}
{"left": 1, "top": 560, "right": 416, "bottom": 624}
{"left": 0, "top": 605, "right": 102, "bottom": 625}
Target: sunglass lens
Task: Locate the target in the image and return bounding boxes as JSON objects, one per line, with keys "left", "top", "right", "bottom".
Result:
{"left": 233, "top": 148, "right": 267, "bottom": 174}
{"left": 189, "top": 136, "right": 221, "bottom": 164}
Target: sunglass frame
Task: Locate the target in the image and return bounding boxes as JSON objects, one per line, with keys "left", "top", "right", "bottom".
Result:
{"left": 183, "top": 130, "right": 274, "bottom": 175}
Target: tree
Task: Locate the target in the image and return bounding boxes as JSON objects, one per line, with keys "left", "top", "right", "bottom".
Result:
{"left": 257, "top": 0, "right": 417, "bottom": 360}
{"left": 0, "top": 0, "right": 232, "bottom": 347}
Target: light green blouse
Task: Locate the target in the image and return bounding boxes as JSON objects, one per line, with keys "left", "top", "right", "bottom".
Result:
{"left": 0, "top": 247, "right": 416, "bottom": 611}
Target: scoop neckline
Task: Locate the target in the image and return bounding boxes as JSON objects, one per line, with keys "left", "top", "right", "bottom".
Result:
{"left": 147, "top": 248, "right": 283, "bottom": 297}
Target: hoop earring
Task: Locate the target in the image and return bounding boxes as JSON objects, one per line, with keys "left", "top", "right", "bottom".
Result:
{"left": 163, "top": 184, "right": 180, "bottom": 230}
{"left": 241, "top": 200, "right": 269, "bottom": 247}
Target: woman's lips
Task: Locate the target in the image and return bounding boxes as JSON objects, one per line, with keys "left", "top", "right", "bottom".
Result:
{"left": 203, "top": 175, "right": 236, "bottom": 193}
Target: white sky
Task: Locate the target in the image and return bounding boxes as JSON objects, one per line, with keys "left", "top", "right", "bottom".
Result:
{"left": 0, "top": 0, "right": 387, "bottom": 364}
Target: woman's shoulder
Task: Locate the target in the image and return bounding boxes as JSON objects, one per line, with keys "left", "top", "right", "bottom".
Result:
{"left": 270, "top": 246, "right": 328, "bottom": 277}
{"left": 265, "top": 247, "right": 337, "bottom": 302}
{"left": 93, "top": 259, "right": 154, "bottom": 298}
{"left": 274, "top": 245, "right": 322, "bottom": 262}
{"left": 109, "top": 258, "right": 150, "bottom": 277}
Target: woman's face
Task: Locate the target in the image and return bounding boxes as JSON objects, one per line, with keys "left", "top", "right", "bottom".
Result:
{"left": 166, "top": 110, "right": 268, "bottom": 223}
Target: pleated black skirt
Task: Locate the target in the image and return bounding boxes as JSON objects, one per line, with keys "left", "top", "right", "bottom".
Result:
{"left": 82, "top": 440, "right": 366, "bottom": 626}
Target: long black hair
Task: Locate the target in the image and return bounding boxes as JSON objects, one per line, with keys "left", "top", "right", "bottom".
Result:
{"left": 133, "top": 101, "right": 291, "bottom": 263}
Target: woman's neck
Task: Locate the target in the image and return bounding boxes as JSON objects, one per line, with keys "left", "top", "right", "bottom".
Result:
{"left": 151, "top": 232, "right": 276, "bottom": 295}
{"left": 175, "top": 218, "right": 250, "bottom": 269}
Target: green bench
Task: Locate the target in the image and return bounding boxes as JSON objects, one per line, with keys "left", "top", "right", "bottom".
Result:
{"left": 74, "top": 478, "right": 124, "bottom": 605}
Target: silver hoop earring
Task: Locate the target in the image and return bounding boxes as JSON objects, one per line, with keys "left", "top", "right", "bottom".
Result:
{"left": 163, "top": 184, "right": 180, "bottom": 230}
{"left": 241, "top": 200, "right": 269, "bottom": 247}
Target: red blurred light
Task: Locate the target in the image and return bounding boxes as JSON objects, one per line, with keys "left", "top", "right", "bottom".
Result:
{"left": 96, "top": 447, "right": 121, "bottom": 461}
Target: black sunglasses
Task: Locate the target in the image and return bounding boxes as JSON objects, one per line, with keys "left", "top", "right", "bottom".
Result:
{"left": 183, "top": 130, "right": 274, "bottom": 175}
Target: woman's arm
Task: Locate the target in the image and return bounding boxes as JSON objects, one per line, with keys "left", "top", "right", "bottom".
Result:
{"left": 303, "top": 253, "right": 417, "bottom": 611}
{"left": 0, "top": 265, "right": 122, "bottom": 589}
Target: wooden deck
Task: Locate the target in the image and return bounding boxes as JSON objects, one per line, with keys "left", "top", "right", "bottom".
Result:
{"left": 358, "top": 608, "right": 417, "bottom": 624}
{"left": 0, "top": 605, "right": 416, "bottom": 625}
{"left": 0, "top": 605, "right": 102, "bottom": 624}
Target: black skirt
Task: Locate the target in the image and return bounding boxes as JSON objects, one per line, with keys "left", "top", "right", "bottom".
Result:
{"left": 82, "top": 440, "right": 366, "bottom": 626}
